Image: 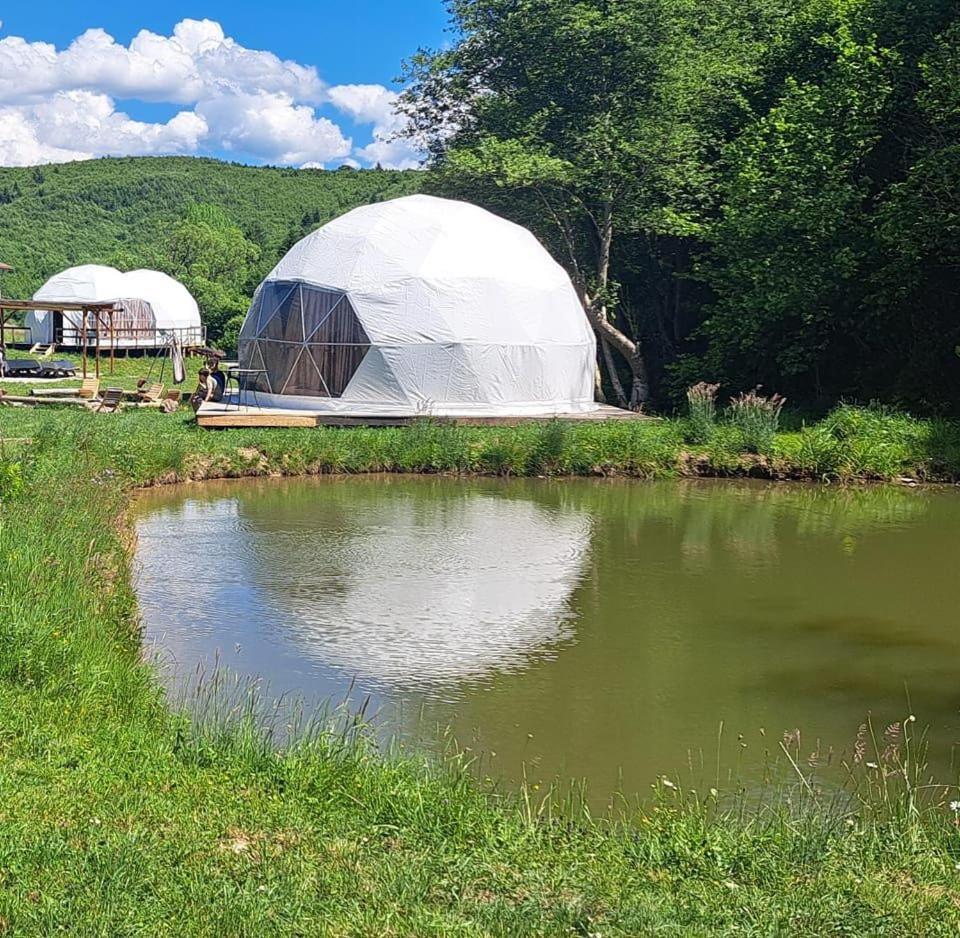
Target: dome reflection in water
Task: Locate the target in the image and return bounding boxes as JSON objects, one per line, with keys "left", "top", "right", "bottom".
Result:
{"left": 133, "top": 476, "right": 960, "bottom": 808}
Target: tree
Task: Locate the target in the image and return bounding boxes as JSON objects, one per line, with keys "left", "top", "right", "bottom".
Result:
{"left": 401, "top": 0, "right": 790, "bottom": 407}
{"left": 160, "top": 204, "right": 261, "bottom": 348}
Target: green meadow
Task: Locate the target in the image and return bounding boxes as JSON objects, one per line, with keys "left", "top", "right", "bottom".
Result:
{"left": 1, "top": 404, "right": 960, "bottom": 934}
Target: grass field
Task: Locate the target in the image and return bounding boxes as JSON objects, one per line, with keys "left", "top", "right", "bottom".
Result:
{"left": 1, "top": 404, "right": 960, "bottom": 934}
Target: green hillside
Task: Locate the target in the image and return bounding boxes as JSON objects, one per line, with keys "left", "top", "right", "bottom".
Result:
{"left": 0, "top": 157, "right": 422, "bottom": 300}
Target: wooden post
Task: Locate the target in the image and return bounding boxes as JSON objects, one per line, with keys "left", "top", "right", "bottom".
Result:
{"left": 0, "top": 306, "right": 6, "bottom": 350}
{"left": 94, "top": 308, "right": 100, "bottom": 380}
{"left": 109, "top": 308, "right": 115, "bottom": 375}
{"left": 81, "top": 308, "right": 87, "bottom": 379}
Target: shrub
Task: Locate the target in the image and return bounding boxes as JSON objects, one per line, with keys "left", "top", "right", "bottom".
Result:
{"left": 726, "top": 388, "right": 785, "bottom": 453}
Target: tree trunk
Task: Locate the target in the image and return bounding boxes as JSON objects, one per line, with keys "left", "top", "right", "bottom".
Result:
{"left": 600, "top": 336, "right": 628, "bottom": 409}
{"left": 593, "top": 361, "right": 605, "bottom": 403}
{"left": 628, "top": 346, "right": 651, "bottom": 409}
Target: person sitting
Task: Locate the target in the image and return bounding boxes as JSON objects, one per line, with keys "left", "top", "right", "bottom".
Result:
{"left": 190, "top": 367, "right": 221, "bottom": 412}
{"left": 207, "top": 356, "right": 227, "bottom": 401}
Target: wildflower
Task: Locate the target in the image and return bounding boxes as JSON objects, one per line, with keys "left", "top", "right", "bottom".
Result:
{"left": 950, "top": 801, "right": 960, "bottom": 812}
{"left": 866, "top": 761, "right": 878, "bottom": 769}
{"left": 661, "top": 777, "right": 676, "bottom": 790}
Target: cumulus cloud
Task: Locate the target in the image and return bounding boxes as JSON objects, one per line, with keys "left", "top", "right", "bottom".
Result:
{"left": 0, "top": 91, "right": 206, "bottom": 166}
{"left": 327, "top": 83, "right": 423, "bottom": 170}
{"left": 0, "top": 18, "right": 424, "bottom": 169}
{"left": 198, "top": 91, "right": 351, "bottom": 165}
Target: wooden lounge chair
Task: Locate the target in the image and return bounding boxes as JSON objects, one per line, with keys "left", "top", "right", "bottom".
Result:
{"left": 139, "top": 382, "right": 165, "bottom": 403}
{"left": 78, "top": 377, "right": 100, "bottom": 399}
{"left": 93, "top": 387, "right": 124, "bottom": 413}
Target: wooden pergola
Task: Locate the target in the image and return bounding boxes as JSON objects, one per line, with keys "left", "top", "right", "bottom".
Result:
{"left": 0, "top": 298, "right": 124, "bottom": 378}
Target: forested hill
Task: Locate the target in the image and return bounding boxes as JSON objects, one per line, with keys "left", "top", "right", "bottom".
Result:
{"left": 0, "top": 157, "right": 422, "bottom": 301}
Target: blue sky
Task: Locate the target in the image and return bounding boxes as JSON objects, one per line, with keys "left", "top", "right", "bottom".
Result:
{"left": 0, "top": 1, "right": 450, "bottom": 167}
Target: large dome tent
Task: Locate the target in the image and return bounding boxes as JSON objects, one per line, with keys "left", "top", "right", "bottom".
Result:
{"left": 26, "top": 265, "right": 203, "bottom": 348}
{"left": 237, "top": 194, "right": 597, "bottom": 416}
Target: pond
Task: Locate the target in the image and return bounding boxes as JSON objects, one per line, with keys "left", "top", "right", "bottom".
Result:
{"left": 132, "top": 475, "right": 960, "bottom": 806}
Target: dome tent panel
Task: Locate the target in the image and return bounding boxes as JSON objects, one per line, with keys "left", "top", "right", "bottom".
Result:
{"left": 259, "top": 283, "right": 306, "bottom": 343}
{"left": 237, "top": 194, "right": 596, "bottom": 416}
{"left": 27, "top": 264, "right": 128, "bottom": 344}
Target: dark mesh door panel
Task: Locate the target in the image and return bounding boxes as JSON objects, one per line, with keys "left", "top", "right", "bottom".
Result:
{"left": 281, "top": 347, "right": 331, "bottom": 397}
{"left": 310, "top": 297, "right": 369, "bottom": 345}
{"left": 308, "top": 345, "right": 369, "bottom": 397}
{"left": 302, "top": 288, "right": 346, "bottom": 339}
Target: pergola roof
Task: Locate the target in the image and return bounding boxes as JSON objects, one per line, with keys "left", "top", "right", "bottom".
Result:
{"left": 0, "top": 298, "right": 120, "bottom": 312}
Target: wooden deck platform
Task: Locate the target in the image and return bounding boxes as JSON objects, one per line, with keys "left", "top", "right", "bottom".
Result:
{"left": 196, "top": 402, "right": 648, "bottom": 429}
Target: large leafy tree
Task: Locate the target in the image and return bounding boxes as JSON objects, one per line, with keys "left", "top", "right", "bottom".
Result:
{"left": 115, "top": 203, "right": 261, "bottom": 349}
{"left": 401, "top": 0, "right": 781, "bottom": 407}
{"left": 687, "top": 0, "right": 960, "bottom": 408}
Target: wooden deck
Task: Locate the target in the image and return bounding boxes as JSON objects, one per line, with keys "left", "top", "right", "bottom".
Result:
{"left": 196, "top": 402, "right": 648, "bottom": 429}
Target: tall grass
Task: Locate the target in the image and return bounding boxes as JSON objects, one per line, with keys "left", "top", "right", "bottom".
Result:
{"left": 685, "top": 381, "right": 720, "bottom": 444}
{"left": 726, "top": 388, "right": 786, "bottom": 454}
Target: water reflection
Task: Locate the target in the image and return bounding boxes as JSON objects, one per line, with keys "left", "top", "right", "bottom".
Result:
{"left": 235, "top": 486, "right": 590, "bottom": 687}
{"left": 133, "top": 476, "right": 960, "bottom": 806}
{"left": 134, "top": 478, "right": 590, "bottom": 699}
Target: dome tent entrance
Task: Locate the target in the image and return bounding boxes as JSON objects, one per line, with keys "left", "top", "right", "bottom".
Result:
{"left": 26, "top": 265, "right": 203, "bottom": 349}
{"left": 237, "top": 195, "right": 597, "bottom": 417}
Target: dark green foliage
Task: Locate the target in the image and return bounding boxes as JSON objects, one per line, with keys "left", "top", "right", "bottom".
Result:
{"left": 404, "top": 0, "right": 960, "bottom": 413}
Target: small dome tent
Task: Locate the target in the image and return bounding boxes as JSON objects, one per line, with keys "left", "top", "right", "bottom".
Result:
{"left": 237, "top": 194, "right": 597, "bottom": 416}
{"left": 26, "top": 265, "right": 202, "bottom": 348}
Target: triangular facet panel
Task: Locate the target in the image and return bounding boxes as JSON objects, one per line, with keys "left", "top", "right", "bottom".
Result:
{"left": 309, "top": 296, "right": 369, "bottom": 345}
{"left": 256, "top": 282, "right": 298, "bottom": 333}
{"left": 280, "top": 346, "right": 331, "bottom": 397}
{"left": 257, "top": 340, "right": 302, "bottom": 396}
{"left": 246, "top": 340, "right": 272, "bottom": 394}
{"left": 307, "top": 344, "right": 369, "bottom": 397}
{"left": 261, "top": 284, "right": 305, "bottom": 342}
{"left": 302, "top": 288, "right": 347, "bottom": 339}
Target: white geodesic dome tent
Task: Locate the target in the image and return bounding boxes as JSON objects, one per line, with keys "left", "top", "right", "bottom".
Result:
{"left": 26, "top": 264, "right": 202, "bottom": 348}
{"left": 237, "top": 194, "right": 597, "bottom": 416}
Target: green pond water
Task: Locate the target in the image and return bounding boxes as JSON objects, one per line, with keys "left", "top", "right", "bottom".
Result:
{"left": 132, "top": 475, "right": 960, "bottom": 805}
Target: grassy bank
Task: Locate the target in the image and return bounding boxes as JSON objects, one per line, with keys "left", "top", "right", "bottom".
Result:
{"left": 5, "top": 398, "right": 960, "bottom": 484}
{"left": 2, "top": 407, "right": 960, "bottom": 934}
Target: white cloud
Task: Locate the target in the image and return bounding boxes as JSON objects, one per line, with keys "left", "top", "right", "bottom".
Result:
{"left": 197, "top": 91, "right": 351, "bottom": 165}
{"left": 0, "top": 18, "right": 422, "bottom": 169}
{"left": 0, "top": 91, "right": 206, "bottom": 166}
{"left": 328, "top": 83, "right": 423, "bottom": 169}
